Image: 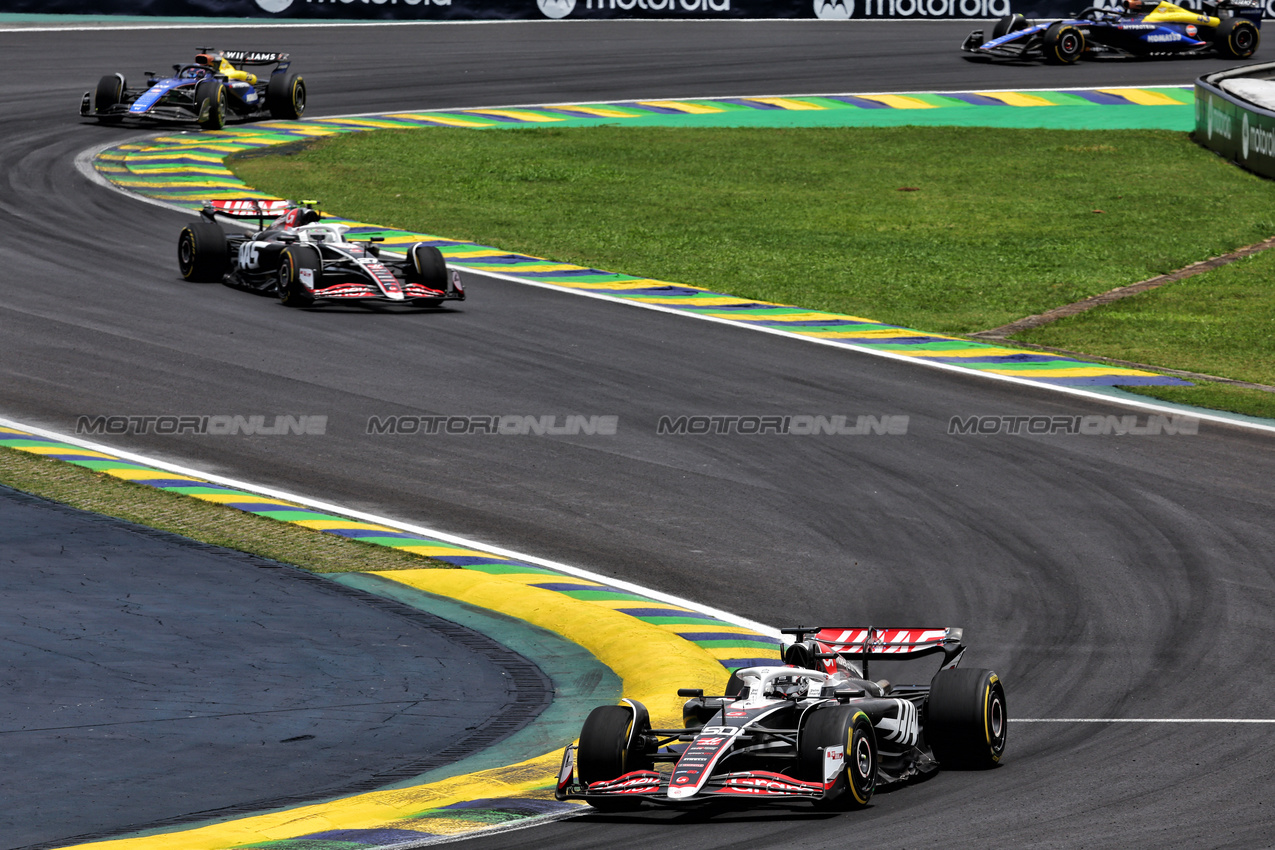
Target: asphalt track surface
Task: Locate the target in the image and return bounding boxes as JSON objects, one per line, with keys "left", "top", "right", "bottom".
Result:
{"left": 2, "top": 18, "right": 1274, "bottom": 850}
{"left": 0, "top": 485, "right": 550, "bottom": 850}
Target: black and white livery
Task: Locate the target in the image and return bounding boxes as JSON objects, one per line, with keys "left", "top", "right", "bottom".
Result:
{"left": 178, "top": 199, "right": 465, "bottom": 309}
{"left": 81, "top": 49, "right": 305, "bottom": 130}
{"left": 555, "top": 626, "right": 1006, "bottom": 810}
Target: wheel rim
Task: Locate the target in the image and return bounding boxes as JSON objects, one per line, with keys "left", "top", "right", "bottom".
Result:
{"left": 1061, "top": 32, "right": 1079, "bottom": 53}
{"left": 179, "top": 235, "right": 193, "bottom": 272}
{"left": 1237, "top": 28, "right": 1255, "bottom": 51}
{"left": 278, "top": 259, "right": 291, "bottom": 296}
{"left": 854, "top": 735, "right": 872, "bottom": 777}
{"left": 294, "top": 81, "right": 306, "bottom": 113}
{"left": 990, "top": 695, "right": 1004, "bottom": 740}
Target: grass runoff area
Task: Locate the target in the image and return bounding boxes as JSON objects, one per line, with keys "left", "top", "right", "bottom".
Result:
{"left": 233, "top": 126, "right": 1275, "bottom": 419}
{"left": 0, "top": 447, "right": 452, "bottom": 573}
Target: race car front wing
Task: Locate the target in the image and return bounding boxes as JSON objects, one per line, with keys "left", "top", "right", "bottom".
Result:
{"left": 554, "top": 744, "right": 833, "bottom": 806}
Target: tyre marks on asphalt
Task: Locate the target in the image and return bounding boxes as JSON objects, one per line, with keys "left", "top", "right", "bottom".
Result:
{"left": 1, "top": 420, "right": 775, "bottom": 848}
{"left": 89, "top": 93, "right": 1192, "bottom": 390}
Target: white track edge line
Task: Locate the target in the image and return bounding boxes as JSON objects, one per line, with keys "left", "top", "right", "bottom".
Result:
{"left": 70, "top": 112, "right": 1275, "bottom": 438}
{"left": 381, "top": 809, "right": 587, "bottom": 849}
{"left": 457, "top": 267, "right": 1275, "bottom": 434}
{"left": 0, "top": 414, "right": 782, "bottom": 639}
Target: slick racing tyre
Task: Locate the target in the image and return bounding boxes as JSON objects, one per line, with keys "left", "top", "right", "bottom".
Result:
{"left": 798, "top": 705, "right": 877, "bottom": 810}
{"left": 990, "top": 13, "right": 1029, "bottom": 40}
{"left": 1216, "top": 18, "right": 1260, "bottom": 59}
{"left": 277, "top": 245, "right": 321, "bottom": 307}
{"left": 195, "top": 79, "right": 226, "bottom": 131}
{"left": 577, "top": 704, "right": 652, "bottom": 811}
{"left": 267, "top": 72, "right": 306, "bottom": 120}
{"left": 177, "top": 221, "right": 229, "bottom": 282}
{"left": 408, "top": 243, "right": 448, "bottom": 306}
{"left": 1043, "top": 22, "right": 1086, "bottom": 64}
{"left": 94, "top": 74, "right": 125, "bottom": 123}
{"left": 926, "top": 667, "right": 1007, "bottom": 769}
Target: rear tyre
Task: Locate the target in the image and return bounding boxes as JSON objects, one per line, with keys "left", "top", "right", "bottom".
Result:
{"left": 798, "top": 705, "right": 877, "bottom": 810}
{"left": 95, "top": 74, "right": 125, "bottom": 124}
{"left": 277, "top": 245, "right": 321, "bottom": 307}
{"left": 577, "top": 704, "right": 651, "bottom": 811}
{"left": 267, "top": 72, "right": 306, "bottom": 120}
{"left": 926, "top": 668, "right": 1007, "bottom": 769}
{"left": 990, "top": 13, "right": 1028, "bottom": 40}
{"left": 1043, "top": 22, "right": 1085, "bottom": 64}
{"left": 195, "top": 79, "right": 226, "bottom": 131}
{"left": 1217, "top": 18, "right": 1260, "bottom": 59}
{"left": 177, "top": 221, "right": 229, "bottom": 282}
{"left": 408, "top": 243, "right": 449, "bottom": 305}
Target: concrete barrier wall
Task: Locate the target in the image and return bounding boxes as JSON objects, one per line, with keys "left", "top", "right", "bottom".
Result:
{"left": 1196, "top": 61, "right": 1275, "bottom": 179}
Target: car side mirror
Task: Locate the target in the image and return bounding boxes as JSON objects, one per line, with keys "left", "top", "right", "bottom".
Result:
{"left": 677, "top": 688, "right": 704, "bottom": 698}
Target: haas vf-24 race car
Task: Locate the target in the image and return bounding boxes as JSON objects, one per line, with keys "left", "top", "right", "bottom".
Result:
{"left": 82, "top": 49, "right": 304, "bottom": 130}
{"left": 178, "top": 200, "right": 465, "bottom": 309}
{"left": 555, "top": 626, "right": 1006, "bottom": 810}
{"left": 963, "top": 0, "right": 1261, "bottom": 64}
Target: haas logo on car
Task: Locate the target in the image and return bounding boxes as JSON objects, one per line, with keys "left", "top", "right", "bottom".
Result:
{"left": 876, "top": 699, "right": 920, "bottom": 746}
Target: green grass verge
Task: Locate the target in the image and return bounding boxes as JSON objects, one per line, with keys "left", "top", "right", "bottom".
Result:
{"left": 0, "top": 446, "right": 452, "bottom": 573}
{"left": 231, "top": 124, "right": 1275, "bottom": 419}
{"left": 1018, "top": 248, "right": 1275, "bottom": 419}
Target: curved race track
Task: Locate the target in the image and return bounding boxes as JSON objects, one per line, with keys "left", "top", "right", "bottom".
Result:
{"left": 2, "top": 19, "right": 1274, "bottom": 849}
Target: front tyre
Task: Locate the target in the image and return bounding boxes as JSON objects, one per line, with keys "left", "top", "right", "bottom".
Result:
{"left": 798, "top": 705, "right": 877, "bottom": 810}
{"left": 926, "top": 667, "right": 1007, "bottom": 769}
{"left": 267, "top": 72, "right": 306, "bottom": 120}
{"left": 277, "top": 245, "right": 321, "bottom": 307}
{"left": 408, "top": 244, "right": 449, "bottom": 305}
{"left": 177, "top": 221, "right": 229, "bottom": 282}
{"left": 577, "top": 704, "right": 652, "bottom": 811}
{"left": 1043, "top": 22, "right": 1085, "bottom": 64}
{"left": 95, "top": 74, "right": 125, "bottom": 123}
{"left": 195, "top": 79, "right": 226, "bottom": 131}
{"left": 1216, "top": 18, "right": 1260, "bottom": 59}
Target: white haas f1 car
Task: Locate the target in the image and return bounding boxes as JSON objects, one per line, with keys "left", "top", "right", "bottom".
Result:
{"left": 178, "top": 200, "right": 465, "bottom": 308}
{"left": 555, "top": 627, "right": 1006, "bottom": 810}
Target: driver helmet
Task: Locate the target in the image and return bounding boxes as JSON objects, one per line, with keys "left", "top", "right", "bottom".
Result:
{"left": 766, "top": 675, "right": 808, "bottom": 700}
{"left": 275, "top": 207, "right": 321, "bottom": 229}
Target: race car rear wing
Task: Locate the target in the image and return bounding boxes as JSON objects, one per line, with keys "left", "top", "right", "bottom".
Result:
{"left": 781, "top": 626, "right": 965, "bottom": 679}
{"left": 222, "top": 51, "right": 290, "bottom": 65}
{"left": 199, "top": 198, "right": 316, "bottom": 229}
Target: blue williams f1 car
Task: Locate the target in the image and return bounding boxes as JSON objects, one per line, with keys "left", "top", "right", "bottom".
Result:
{"left": 81, "top": 49, "right": 304, "bottom": 130}
{"left": 555, "top": 627, "right": 1007, "bottom": 810}
{"left": 962, "top": 0, "right": 1261, "bottom": 64}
